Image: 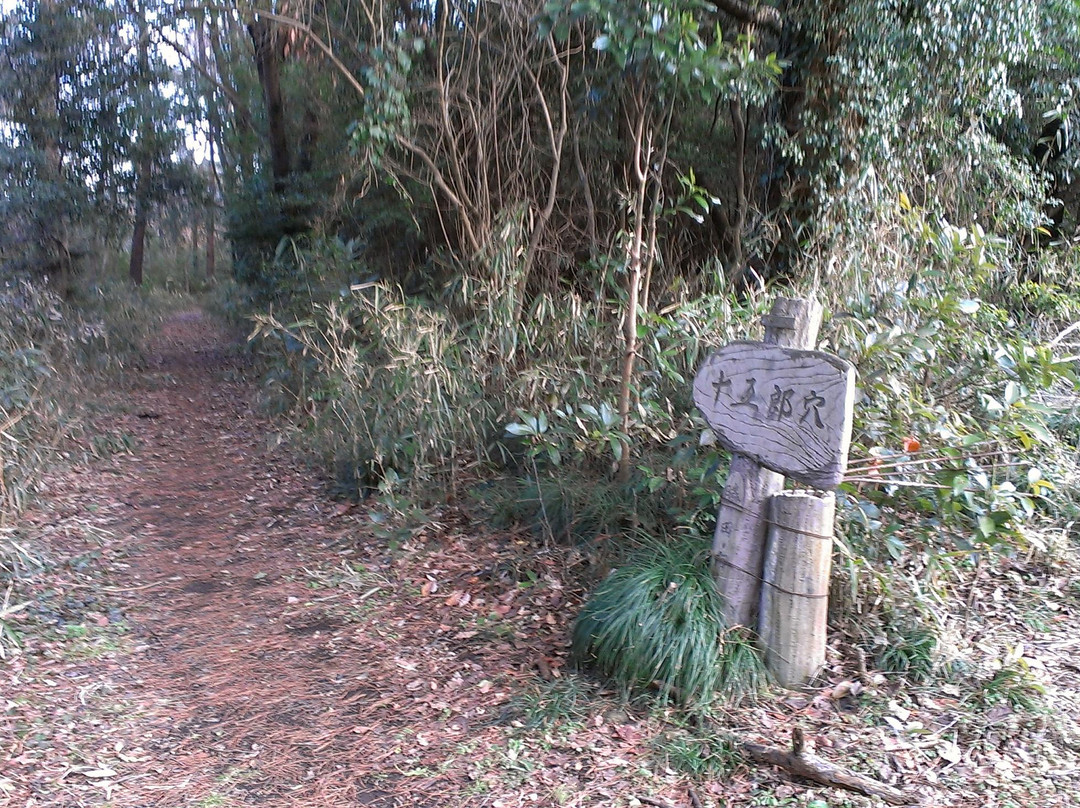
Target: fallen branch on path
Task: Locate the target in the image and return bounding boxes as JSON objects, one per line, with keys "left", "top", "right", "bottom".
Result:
{"left": 741, "top": 728, "right": 915, "bottom": 805}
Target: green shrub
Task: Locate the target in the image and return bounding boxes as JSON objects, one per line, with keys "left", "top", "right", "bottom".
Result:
{"left": 571, "top": 534, "right": 765, "bottom": 708}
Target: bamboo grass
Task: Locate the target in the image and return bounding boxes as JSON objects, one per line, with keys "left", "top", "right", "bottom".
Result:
{"left": 572, "top": 536, "right": 765, "bottom": 708}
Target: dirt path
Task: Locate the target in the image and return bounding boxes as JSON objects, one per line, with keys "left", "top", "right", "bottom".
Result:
{"left": 7, "top": 309, "right": 1080, "bottom": 808}
{"left": 3, "top": 310, "right": 575, "bottom": 807}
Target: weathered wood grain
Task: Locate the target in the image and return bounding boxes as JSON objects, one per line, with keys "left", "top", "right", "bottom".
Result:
{"left": 709, "top": 298, "right": 820, "bottom": 629}
{"left": 742, "top": 737, "right": 914, "bottom": 805}
{"left": 759, "top": 490, "right": 835, "bottom": 687}
{"left": 694, "top": 341, "right": 855, "bottom": 488}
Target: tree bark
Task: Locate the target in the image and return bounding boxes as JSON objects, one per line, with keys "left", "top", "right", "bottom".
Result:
{"left": 742, "top": 737, "right": 914, "bottom": 805}
{"left": 192, "top": 203, "right": 200, "bottom": 284}
{"left": 128, "top": 0, "right": 151, "bottom": 287}
{"left": 31, "top": 0, "right": 72, "bottom": 294}
{"left": 616, "top": 88, "right": 651, "bottom": 483}
{"left": 248, "top": 17, "right": 290, "bottom": 189}
{"left": 199, "top": 19, "right": 217, "bottom": 282}
{"left": 129, "top": 192, "right": 148, "bottom": 286}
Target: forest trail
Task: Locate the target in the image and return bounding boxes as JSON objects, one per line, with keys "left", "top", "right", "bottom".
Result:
{"left": 4, "top": 310, "right": 574, "bottom": 808}
{"left": 8, "top": 309, "right": 1080, "bottom": 808}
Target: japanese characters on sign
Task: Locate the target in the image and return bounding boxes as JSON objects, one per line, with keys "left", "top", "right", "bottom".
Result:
{"left": 693, "top": 341, "right": 855, "bottom": 488}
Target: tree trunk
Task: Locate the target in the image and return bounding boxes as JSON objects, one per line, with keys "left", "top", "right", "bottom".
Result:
{"left": 32, "top": 0, "right": 72, "bottom": 294}
{"left": 192, "top": 204, "right": 200, "bottom": 284}
{"left": 198, "top": 18, "right": 218, "bottom": 282}
{"left": 297, "top": 106, "right": 319, "bottom": 173}
{"left": 128, "top": 193, "right": 148, "bottom": 286}
{"left": 249, "top": 16, "right": 290, "bottom": 190}
{"left": 206, "top": 198, "right": 217, "bottom": 281}
{"left": 616, "top": 91, "right": 651, "bottom": 483}
{"left": 128, "top": 0, "right": 151, "bottom": 287}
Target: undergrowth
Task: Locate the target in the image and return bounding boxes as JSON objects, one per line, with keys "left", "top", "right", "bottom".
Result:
{"left": 571, "top": 534, "right": 766, "bottom": 709}
{"left": 243, "top": 180, "right": 1080, "bottom": 705}
{"left": 0, "top": 268, "right": 183, "bottom": 554}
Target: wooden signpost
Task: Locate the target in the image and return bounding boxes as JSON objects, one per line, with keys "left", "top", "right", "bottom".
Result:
{"left": 693, "top": 342, "right": 854, "bottom": 489}
{"left": 693, "top": 297, "right": 855, "bottom": 687}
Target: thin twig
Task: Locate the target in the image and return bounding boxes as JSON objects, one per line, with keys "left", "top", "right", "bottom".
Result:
{"left": 845, "top": 461, "right": 1032, "bottom": 488}
{"left": 842, "top": 478, "right": 964, "bottom": 490}
{"left": 846, "top": 447, "right": 1003, "bottom": 469}
{"left": 636, "top": 796, "right": 677, "bottom": 808}
{"left": 252, "top": 9, "right": 365, "bottom": 98}
{"left": 69, "top": 579, "right": 171, "bottom": 593}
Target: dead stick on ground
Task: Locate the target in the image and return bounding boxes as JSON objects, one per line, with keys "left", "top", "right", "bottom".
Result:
{"left": 70, "top": 579, "right": 171, "bottom": 593}
{"left": 741, "top": 730, "right": 915, "bottom": 805}
{"left": 634, "top": 797, "right": 676, "bottom": 808}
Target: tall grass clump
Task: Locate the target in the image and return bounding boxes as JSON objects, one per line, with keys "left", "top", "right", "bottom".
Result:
{"left": 0, "top": 279, "right": 81, "bottom": 523}
{"left": 571, "top": 534, "right": 765, "bottom": 709}
{"left": 251, "top": 283, "right": 503, "bottom": 492}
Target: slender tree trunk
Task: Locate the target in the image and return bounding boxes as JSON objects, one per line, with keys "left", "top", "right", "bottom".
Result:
{"left": 616, "top": 92, "right": 652, "bottom": 483}
{"left": 249, "top": 16, "right": 290, "bottom": 190}
{"left": 515, "top": 35, "right": 569, "bottom": 333}
{"left": 128, "top": 0, "right": 151, "bottom": 286}
{"left": 206, "top": 205, "right": 216, "bottom": 280}
{"left": 198, "top": 18, "right": 218, "bottom": 282}
{"left": 128, "top": 196, "right": 148, "bottom": 286}
{"left": 297, "top": 106, "right": 319, "bottom": 173}
{"left": 33, "top": 0, "right": 71, "bottom": 294}
{"left": 726, "top": 95, "right": 748, "bottom": 282}
{"left": 192, "top": 204, "right": 200, "bottom": 284}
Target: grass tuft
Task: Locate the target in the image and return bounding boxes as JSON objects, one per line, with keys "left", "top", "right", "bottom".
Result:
{"left": 877, "top": 621, "right": 938, "bottom": 683}
{"left": 571, "top": 534, "right": 765, "bottom": 708}
{"left": 510, "top": 677, "right": 590, "bottom": 730}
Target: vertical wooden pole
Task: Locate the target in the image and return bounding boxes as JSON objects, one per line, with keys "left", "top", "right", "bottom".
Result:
{"left": 760, "top": 490, "right": 835, "bottom": 687}
{"left": 711, "top": 298, "right": 822, "bottom": 628}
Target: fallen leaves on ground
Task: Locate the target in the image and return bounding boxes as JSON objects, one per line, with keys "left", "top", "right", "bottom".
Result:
{"left": 3, "top": 310, "right": 1080, "bottom": 807}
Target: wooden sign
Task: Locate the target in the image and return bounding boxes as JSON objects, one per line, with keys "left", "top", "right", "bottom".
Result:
{"left": 694, "top": 341, "right": 855, "bottom": 489}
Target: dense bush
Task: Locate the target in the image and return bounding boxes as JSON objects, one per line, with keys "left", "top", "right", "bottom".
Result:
{"left": 571, "top": 534, "right": 765, "bottom": 707}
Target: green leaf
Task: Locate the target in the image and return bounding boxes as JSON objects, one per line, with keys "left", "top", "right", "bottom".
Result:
{"left": 977, "top": 514, "right": 996, "bottom": 539}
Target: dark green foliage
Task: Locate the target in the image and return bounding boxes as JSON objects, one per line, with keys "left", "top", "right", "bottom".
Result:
{"left": 510, "top": 677, "right": 591, "bottom": 730}
{"left": 571, "top": 535, "right": 765, "bottom": 708}
{"left": 877, "top": 622, "right": 938, "bottom": 683}
{"left": 651, "top": 729, "right": 741, "bottom": 778}
{"left": 482, "top": 473, "right": 666, "bottom": 546}
{"left": 479, "top": 443, "right": 728, "bottom": 546}
{"left": 227, "top": 177, "right": 326, "bottom": 302}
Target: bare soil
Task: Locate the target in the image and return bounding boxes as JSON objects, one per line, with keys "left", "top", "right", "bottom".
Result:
{"left": 3, "top": 310, "right": 1080, "bottom": 808}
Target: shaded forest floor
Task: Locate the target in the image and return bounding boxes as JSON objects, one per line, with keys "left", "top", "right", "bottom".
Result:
{"left": 3, "top": 309, "right": 1080, "bottom": 807}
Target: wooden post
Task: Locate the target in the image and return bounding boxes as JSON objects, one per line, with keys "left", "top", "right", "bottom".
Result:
{"left": 708, "top": 298, "right": 822, "bottom": 627}
{"left": 759, "top": 491, "right": 835, "bottom": 687}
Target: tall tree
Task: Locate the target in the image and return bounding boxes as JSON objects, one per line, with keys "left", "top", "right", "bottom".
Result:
{"left": 128, "top": 0, "right": 153, "bottom": 285}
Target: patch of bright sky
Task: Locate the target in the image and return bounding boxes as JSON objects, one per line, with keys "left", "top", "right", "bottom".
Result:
{"left": 0, "top": 0, "right": 212, "bottom": 164}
